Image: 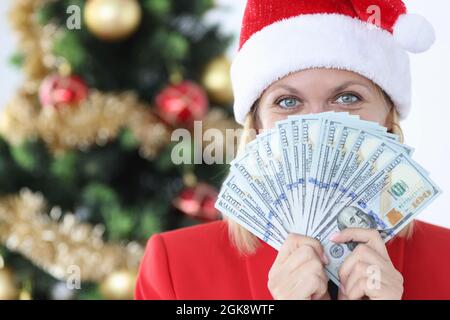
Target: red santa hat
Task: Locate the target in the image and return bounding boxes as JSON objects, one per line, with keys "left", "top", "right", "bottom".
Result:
{"left": 231, "top": 0, "right": 436, "bottom": 125}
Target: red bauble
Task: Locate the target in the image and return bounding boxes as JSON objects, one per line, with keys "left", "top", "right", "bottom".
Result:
{"left": 173, "top": 183, "right": 220, "bottom": 222}
{"left": 39, "top": 74, "right": 88, "bottom": 108}
{"left": 155, "top": 80, "right": 209, "bottom": 127}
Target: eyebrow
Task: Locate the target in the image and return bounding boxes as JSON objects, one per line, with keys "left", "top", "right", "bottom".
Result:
{"left": 331, "top": 81, "right": 372, "bottom": 94}
{"left": 269, "top": 84, "right": 302, "bottom": 95}
{"left": 268, "top": 80, "right": 372, "bottom": 97}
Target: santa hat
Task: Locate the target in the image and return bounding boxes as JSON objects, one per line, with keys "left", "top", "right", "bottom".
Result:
{"left": 231, "top": 0, "right": 436, "bottom": 125}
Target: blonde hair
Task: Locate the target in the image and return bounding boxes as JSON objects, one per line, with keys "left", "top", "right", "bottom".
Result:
{"left": 225, "top": 87, "right": 413, "bottom": 255}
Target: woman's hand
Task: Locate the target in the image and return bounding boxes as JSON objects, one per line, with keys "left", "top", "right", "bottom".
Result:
{"left": 331, "top": 228, "right": 404, "bottom": 300}
{"left": 268, "top": 234, "right": 330, "bottom": 300}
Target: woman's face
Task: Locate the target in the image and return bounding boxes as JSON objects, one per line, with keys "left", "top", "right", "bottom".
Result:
{"left": 255, "top": 68, "right": 393, "bottom": 131}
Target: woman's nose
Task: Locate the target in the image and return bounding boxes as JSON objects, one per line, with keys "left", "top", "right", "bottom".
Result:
{"left": 309, "top": 103, "right": 328, "bottom": 114}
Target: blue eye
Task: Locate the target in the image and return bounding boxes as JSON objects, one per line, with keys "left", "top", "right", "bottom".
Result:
{"left": 277, "top": 97, "right": 301, "bottom": 109}
{"left": 335, "top": 93, "right": 361, "bottom": 105}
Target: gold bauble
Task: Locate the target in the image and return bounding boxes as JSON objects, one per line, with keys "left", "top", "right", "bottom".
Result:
{"left": 84, "top": 0, "right": 142, "bottom": 41}
{"left": 0, "top": 268, "right": 19, "bottom": 300}
{"left": 19, "top": 289, "right": 32, "bottom": 300}
{"left": 100, "top": 269, "right": 137, "bottom": 300}
{"left": 201, "top": 56, "right": 234, "bottom": 105}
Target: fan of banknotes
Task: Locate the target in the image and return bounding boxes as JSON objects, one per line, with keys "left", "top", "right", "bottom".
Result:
{"left": 215, "top": 112, "right": 441, "bottom": 285}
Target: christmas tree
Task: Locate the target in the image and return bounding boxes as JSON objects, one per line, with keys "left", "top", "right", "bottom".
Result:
{"left": 0, "top": 0, "right": 237, "bottom": 300}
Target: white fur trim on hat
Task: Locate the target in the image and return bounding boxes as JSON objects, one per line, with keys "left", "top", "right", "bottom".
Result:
{"left": 231, "top": 13, "right": 412, "bottom": 125}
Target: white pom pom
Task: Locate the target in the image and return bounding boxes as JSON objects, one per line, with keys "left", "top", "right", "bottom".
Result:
{"left": 393, "top": 13, "right": 435, "bottom": 53}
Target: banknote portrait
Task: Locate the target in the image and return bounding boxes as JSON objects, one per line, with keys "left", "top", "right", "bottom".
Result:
{"left": 336, "top": 206, "right": 377, "bottom": 251}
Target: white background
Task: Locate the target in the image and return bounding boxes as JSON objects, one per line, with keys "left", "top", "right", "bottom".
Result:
{"left": 1, "top": 0, "right": 449, "bottom": 228}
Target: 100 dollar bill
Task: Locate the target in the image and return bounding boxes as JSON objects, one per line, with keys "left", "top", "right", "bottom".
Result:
{"left": 314, "top": 152, "right": 441, "bottom": 285}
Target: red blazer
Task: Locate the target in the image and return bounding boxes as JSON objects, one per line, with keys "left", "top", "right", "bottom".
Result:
{"left": 134, "top": 219, "right": 450, "bottom": 300}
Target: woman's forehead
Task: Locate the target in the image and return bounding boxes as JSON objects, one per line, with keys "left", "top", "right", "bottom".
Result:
{"left": 265, "top": 68, "right": 374, "bottom": 93}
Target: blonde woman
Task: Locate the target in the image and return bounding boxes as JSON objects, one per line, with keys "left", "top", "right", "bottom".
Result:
{"left": 135, "top": 0, "right": 450, "bottom": 300}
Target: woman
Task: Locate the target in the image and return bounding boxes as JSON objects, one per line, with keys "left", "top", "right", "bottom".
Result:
{"left": 135, "top": 0, "right": 450, "bottom": 300}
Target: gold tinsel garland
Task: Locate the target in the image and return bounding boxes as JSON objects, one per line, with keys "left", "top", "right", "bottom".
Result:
{"left": 0, "top": 88, "right": 171, "bottom": 156}
{"left": 0, "top": 189, "right": 143, "bottom": 282}
{"left": 8, "top": 0, "right": 50, "bottom": 90}
{"left": 127, "top": 105, "right": 172, "bottom": 159}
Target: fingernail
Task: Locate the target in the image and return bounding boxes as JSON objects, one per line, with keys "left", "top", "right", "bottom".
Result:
{"left": 330, "top": 233, "right": 340, "bottom": 242}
